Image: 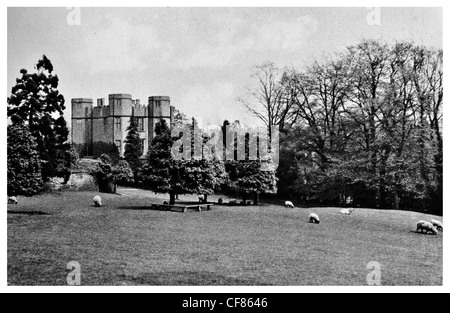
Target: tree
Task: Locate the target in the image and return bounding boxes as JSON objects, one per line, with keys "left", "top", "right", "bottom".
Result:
{"left": 7, "top": 124, "right": 44, "bottom": 196}
{"left": 124, "top": 116, "right": 143, "bottom": 174}
{"left": 220, "top": 119, "right": 278, "bottom": 204}
{"left": 141, "top": 119, "right": 179, "bottom": 204}
{"left": 240, "top": 62, "right": 298, "bottom": 134}
{"left": 7, "top": 55, "right": 69, "bottom": 180}
{"left": 92, "top": 142, "right": 120, "bottom": 163}
{"left": 90, "top": 155, "right": 134, "bottom": 193}
{"left": 143, "top": 118, "right": 226, "bottom": 205}
{"left": 231, "top": 160, "right": 278, "bottom": 205}
{"left": 270, "top": 40, "right": 442, "bottom": 213}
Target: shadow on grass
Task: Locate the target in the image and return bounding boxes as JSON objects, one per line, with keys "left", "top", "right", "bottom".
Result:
{"left": 120, "top": 271, "right": 272, "bottom": 286}
{"left": 116, "top": 206, "right": 162, "bottom": 212}
{"left": 7, "top": 211, "right": 50, "bottom": 216}
{"left": 412, "top": 230, "right": 440, "bottom": 236}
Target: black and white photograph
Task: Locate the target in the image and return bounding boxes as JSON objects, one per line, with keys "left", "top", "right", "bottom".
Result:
{"left": 3, "top": 2, "right": 447, "bottom": 294}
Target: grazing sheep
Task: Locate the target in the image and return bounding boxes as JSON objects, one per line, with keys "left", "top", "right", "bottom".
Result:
{"left": 163, "top": 201, "right": 169, "bottom": 205}
{"left": 198, "top": 195, "right": 205, "bottom": 203}
{"left": 340, "top": 208, "right": 354, "bottom": 215}
{"left": 431, "top": 220, "right": 443, "bottom": 232}
{"left": 218, "top": 198, "right": 223, "bottom": 204}
{"left": 417, "top": 221, "right": 438, "bottom": 235}
{"left": 93, "top": 195, "right": 102, "bottom": 207}
{"left": 285, "top": 201, "right": 294, "bottom": 208}
{"left": 309, "top": 213, "right": 320, "bottom": 224}
{"left": 228, "top": 199, "right": 237, "bottom": 205}
{"left": 8, "top": 196, "right": 18, "bottom": 204}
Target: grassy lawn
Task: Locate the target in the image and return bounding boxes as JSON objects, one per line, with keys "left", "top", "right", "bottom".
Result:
{"left": 7, "top": 188, "right": 443, "bottom": 286}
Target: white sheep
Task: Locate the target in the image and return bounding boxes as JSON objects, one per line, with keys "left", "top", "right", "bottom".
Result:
{"left": 431, "top": 219, "right": 443, "bottom": 232}
{"left": 309, "top": 213, "right": 320, "bottom": 224}
{"left": 417, "top": 221, "right": 438, "bottom": 235}
{"left": 340, "top": 208, "right": 354, "bottom": 215}
{"left": 93, "top": 195, "right": 102, "bottom": 207}
{"left": 8, "top": 196, "right": 18, "bottom": 204}
{"left": 285, "top": 201, "right": 295, "bottom": 208}
{"left": 198, "top": 195, "right": 205, "bottom": 203}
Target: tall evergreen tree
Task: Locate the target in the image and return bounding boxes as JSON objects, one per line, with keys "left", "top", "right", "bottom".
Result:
{"left": 7, "top": 55, "right": 69, "bottom": 180}
{"left": 141, "top": 119, "right": 179, "bottom": 204}
{"left": 124, "top": 116, "right": 143, "bottom": 174}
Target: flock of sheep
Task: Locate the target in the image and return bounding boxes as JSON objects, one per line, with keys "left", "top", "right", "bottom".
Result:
{"left": 285, "top": 200, "right": 443, "bottom": 236}
{"left": 7, "top": 195, "right": 443, "bottom": 236}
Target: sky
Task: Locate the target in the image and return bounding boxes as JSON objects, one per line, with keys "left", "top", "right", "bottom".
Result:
{"left": 7, "top": 7, "right": 443, "bottom": 128}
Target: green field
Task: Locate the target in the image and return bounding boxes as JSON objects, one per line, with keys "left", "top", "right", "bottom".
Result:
{"left": 7, "top": 189, "right": 443, "bottom": 286}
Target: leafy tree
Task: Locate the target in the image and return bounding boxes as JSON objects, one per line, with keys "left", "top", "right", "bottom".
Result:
{"left": 7, "top": 124, "right": 44, "bottom": 196}
{"left": 142, "top": 118, "right": 225, "bottom": 204}
{"left": 271, "top": 40, "right": 443, "bottom": 213}
{"left": 112, "top": 160, "right": 135, "bottom": 186}
{"left": 90, "top": 155, "right": 134, "bottom": 193}
{"left": 124, "top": 116, "right": 143, "bottom": 174}
{"left": 66, "top": 145, "right": 81, "bottom": 170}
{"left": 230, "top": 160, "right": 278, "bottom": 205}
{"left": 7, "top": 55, "right": 69, "bottom": 180}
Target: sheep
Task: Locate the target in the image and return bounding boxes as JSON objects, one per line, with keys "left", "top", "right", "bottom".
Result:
{"left": 285, "top": 201, "right": 295, "bottom": 208}
{"left": 93, "top": 195, "right": 102, "bottom": 207}
{"left": 228, "top": 199, "right": 237, "bottom": 205}
{"left": 246, "top": 201, "right": 252, "bottom": 206}
{"left": 431, "top": 220, "right": 443, "bottom": 232}
{"left": 309, "top": 213, "right": 320, "bottom": 224}
{"left": 163, "top": 201, "right": 169, "bottom": 205}
{"left": 416, "top": 221, "right": 438, "bottom": 235}
{"left": 340, "top": 208, "right": 355, "bottom": 215}
{"left": 8, "top": 196, "right": 18, "bottom": 204}
{"left": 218, "top": 198, "right": 223, "bottom": 204}
{"left": 198, "top": 195, "right": 205, "bottom": 203}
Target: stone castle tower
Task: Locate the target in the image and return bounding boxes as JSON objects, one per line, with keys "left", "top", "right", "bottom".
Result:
{"left": 71, "top": 94, "right": 177, "bottom": 158}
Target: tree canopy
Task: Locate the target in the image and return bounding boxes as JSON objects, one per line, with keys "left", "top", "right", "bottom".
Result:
{"left": 7, "top": 55, "right": 70, "bottom": 180}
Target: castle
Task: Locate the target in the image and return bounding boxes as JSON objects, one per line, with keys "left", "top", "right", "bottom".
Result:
{"left": 71, "top": 94, "right": 177, "bottom": 158}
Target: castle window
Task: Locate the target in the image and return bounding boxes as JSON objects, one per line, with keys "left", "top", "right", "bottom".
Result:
{"left": 115, "top": 140, "right": 121, "bottom": 153}
{"left": 140, "top": 139, "right": 145, "bottom": 155}
{"left": 137, "top": 118, "right": 144, "bottom": 132}
{"left": 115, "top": 117, "right": 121, "bottom": 131}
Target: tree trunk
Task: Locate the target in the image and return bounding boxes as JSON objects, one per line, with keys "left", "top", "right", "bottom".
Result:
{"left": 253, "top": 193, "right": 259, "bottom": 205}
{"left": 203, "top": 194, "right": 208, "bottom": 204}
{"left": 101, "top": 181, "right": 116, "bottom": 194}
{"left": 169, "top": 192, "right": 176, "bottom": 205}
{"left": 392, "top": 190, "right": 399, "bottom": 211}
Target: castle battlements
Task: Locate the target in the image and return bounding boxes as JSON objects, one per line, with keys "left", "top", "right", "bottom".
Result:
{"left": 71, "top": 93, "right": 176, "bottom": 158}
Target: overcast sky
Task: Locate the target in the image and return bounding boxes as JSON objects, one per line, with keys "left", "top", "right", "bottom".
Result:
{"left": 7, "top": 7, "right": 443, "bottom": 127}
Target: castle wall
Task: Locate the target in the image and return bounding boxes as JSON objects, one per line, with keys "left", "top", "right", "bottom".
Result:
{"left": 71, "top": 98, "right": 93, "bottom": 156}
{"left": 133, "top": 104, "right": 149, "bottom": 156}
{"left": 71, "top": 94, "right": 173, "bottom": 158}
{"left": 148, "top": 96, "right": 172, "bottom": 145}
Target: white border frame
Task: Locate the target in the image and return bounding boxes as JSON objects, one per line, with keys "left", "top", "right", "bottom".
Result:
{"left": 1, "top": 1, "right": 447, "bottom": 293}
